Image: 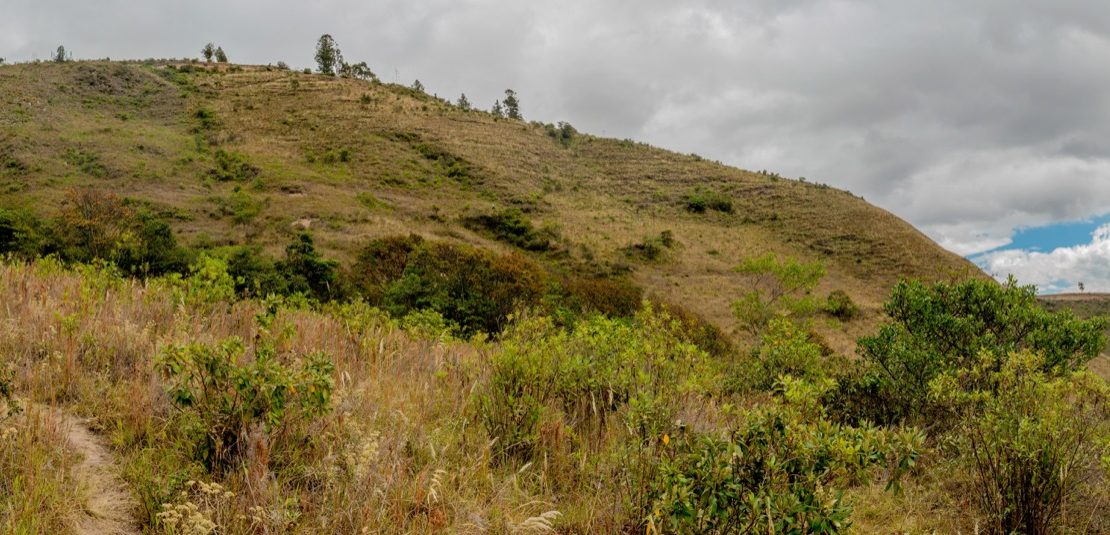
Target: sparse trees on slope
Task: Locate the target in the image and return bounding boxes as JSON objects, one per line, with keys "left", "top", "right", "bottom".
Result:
{"left": 201, "top": 43, "right": 215, "bottom": 62}
{"left": 214, "top": 46, "right": 228, "bottom": 63}
{"left": 457, "top": 93, "right": 471, "bottom": 110}
{"left": 314, "top": 34, "right": 342, "bottom": 76}
{"left": 503, "top": 89, "right": 521, "bottom": 119}
{"left": 411, "top": 79, "right": 424, "bottom": 93}
{"left": 491, "top": 100, "right": 504, "bottom": 118}
{"left": 53, "top": 45, "right": 69, "bottom": 63}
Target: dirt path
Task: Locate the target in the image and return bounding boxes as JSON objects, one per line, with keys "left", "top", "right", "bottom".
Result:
{"left": 39, "top": 406, "right": 141, "bottom": 535}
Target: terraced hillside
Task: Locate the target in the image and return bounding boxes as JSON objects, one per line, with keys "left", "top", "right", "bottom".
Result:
{"left": 0, "top": 60, "right": 979, "bottom": 346}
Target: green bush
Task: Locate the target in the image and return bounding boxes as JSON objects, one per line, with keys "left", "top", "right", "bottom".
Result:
{"left": 846, "top": 277, "right": 1106, "bottom": 426}
{"left": 478, "top": 306, "right": 711, "bottom": 463}
{"left": 930, "top": 351, "right": 1110, "bottom": 535}
{"left": 622, "top": 232, "right": 675, "bottom": 262}
{"left": 732, "top": 253, "right": 826, "bottom": 336}
{"left": 649, "top": 397, "right": 923, "bottom": 535}
{"left": 740, "top": 318, "right": 824, "bottom": 391}
{"left": 462, "top": 208, "right": 558, "bottom": 252}
{"left": 277, "top": 233, "right": 342, "bottom": 302}
{"left": 157, "top": 335, "right": 334, "bottom": 473}
{"left": 822, "top": 289, "right": 859, "bottom": 320}
{"left": 682, "top": 190, "right": 733, "bottom": 214}
{"left": 0, "top": 208, "right": 48, "bottom": 259}
{"left": 383, "top": 242, "right": 544, "bottom": 335}
{"left": 208, "top": 149, "right": 260, "bottom": 182}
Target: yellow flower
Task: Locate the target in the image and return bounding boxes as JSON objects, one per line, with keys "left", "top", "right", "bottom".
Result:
{"left": 662, "top": 434, "right": 670, "bottom": 446}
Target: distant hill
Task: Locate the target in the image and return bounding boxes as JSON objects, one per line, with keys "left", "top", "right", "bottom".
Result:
{"left": 0, "top": 60, "right": 981, "bottom": 347}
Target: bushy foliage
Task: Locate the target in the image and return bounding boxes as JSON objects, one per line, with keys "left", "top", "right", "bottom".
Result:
{"left": 623, "top": 231, "right": 675, "bottom": 262}
{"left": 50, "top": 189, "right": 191, "bottom": 276}
{"left": 732, "top": 253, "right": 826, "bottom": 336}
{"left": 314, "top": 34, "right": 342, "bottom": 76}
{"left": 383, "top": 242, "right": 544, "bottom": 335}
{"left": 278, "top": 233, "right": 342, "bottom": 302}
{"left": 479, "top": 306, "right": 712, "bottom": 462}
{"left": 737, "top": 318, "right": 824, "bottom": 391}
{"left": 822, "top": 289, "right": 859, "bottom": 320}
{"left": 683, "top": 189, "right": 734, "bottom": 214}
{"left": 346, "top": 234, "right": 424, "bottom": 303}
{"left": 846, "top": 277, "right": 1106, "bottom": 426}
{"left": 208, "top": 149, "right": 260, "bottom": 182}
{"left": 554, "top": 275, "right": 644, "bottom": 319}
{"left": 649, "top": 387, "right": 923, "bottom": 535}
{"left": 544, "top": 121, "right": 577, "bottom": 147}
{"left": 931, "top": 351, "right": 1110, "bottom": 534}
{"left": 462, "top": 208, "right": 558, "bottom": 252}
{"left": 158, "top": 334, "right": 334, "bottom": 473}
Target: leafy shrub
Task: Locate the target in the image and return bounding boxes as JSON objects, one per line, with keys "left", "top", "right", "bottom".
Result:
{"left": 623, "top": 231, "right": 675, "bottom": 262}
{"left": 383, "top": 242, "right": 544, "bottom": 335}
{"left": 847, "top": 277, "right": 1106, "bottom": 426}
{"left": 0, "top": 208, "right": 49, "bottom": 258}
{"left": 931, "top": 351, "right": 1110, "bottom": 535}
{"left": 216, "top": 190, "right": 263, "bottom": 224}
{"left": 732, "top": 253, "right": 826, "bottom": 336}
{"left": 346, "top": 234, "right": 425, "bottom": 303}
{"left": 740, "top": 318, "right": 824, "bottom": 391}
{"left": 463, "top": 208, "right": 558, "bottom": 252}
{"left": 649, "top": 395, "right": 923, "bottom": 535}
{"left": 193, "top": 108, "right": 220, "bottom": 131}
{"left": 555, "top": 275, "right": 644, "bottom": 318}
{"left": 652, "top": 300, "right": 735, "bottom": 357}
{"left": 544, "top": 121, "right": 577, "bottom": 147}
{"left": 682, "top": 190, "right": 733, "bottom": 214}
{"left": 52, "top": 188, "right": 191, "bottom": 276}
{"left": 208, "top": 149, "right": 260, "bottom": 182}
{"left": 823, "top": 289, "right": 859, "bottom": 320}
{"left": 224, "top": 245, "right": 290, "bottom": 298}
{"left": 278, "top": 233, "right": 342, "bottom": 302}
{"left": 158, "top": 335, "right": 334, "bottom": 472}
{"left": 479, "top": 306, "right": 710, "bottom": 462}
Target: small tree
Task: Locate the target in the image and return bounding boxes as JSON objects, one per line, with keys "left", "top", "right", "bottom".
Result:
{"left": 314, "top": 34, "right": 341, "bottom": 76}
{"left": 1079, "top": 281, "right": 1085, "bottom": 292}
{"left": 53, "top": 45, "right": 68, "bottom": 63}
{"left": 411, "top": 79, "right": 424, "bottom": 92}
{"left": 457, "top": 93, "right": 471, "bottom": 110}
{"left": 491, "top": 100, "right": 504, "bottom": 118}
{"left": 503, "top": 89, "right": 521, "bottom": 119}
{"left": 201, "top": 42, "right": 215, "bottom": 62}
{"left": 214, "top": 46, "right": 228, "bottom": 63}
{"left": 731, "top": 253, "right": 826, "bottom": 336}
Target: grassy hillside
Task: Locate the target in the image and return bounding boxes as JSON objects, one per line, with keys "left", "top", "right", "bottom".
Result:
{"left": 0, "top": 60, "right": 979, "bottom": 349}
{"left": 3, "top": 60, "right": 1110, "bottom": 535}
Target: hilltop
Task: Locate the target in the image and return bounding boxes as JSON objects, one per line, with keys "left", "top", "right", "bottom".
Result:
{"left": 0, "top": 60, "right": 978, "bottom": 348}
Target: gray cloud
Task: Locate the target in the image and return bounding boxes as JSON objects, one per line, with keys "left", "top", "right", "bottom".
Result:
{"left": 4, "top": 0, "right": 1110, "bottom": 258}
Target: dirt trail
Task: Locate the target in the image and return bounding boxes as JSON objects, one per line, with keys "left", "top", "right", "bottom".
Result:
{"left": 39, "top": 406, "right": 141, "bottom": 535}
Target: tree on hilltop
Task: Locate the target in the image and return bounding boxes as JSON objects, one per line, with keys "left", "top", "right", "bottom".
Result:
{"left": 503, "top": 89, "right": 521, "bottom": 120}
{"left": 457, "top": 93, "right": 471, "bottom": 110}
{"left": 201, "top": 43, "right": 215, "bottom": 62}
{"left": 214, "top": 46, "right": 228, "bottom": 63}
{"left": 315, "top": 34, "right": 342, "bottom": 76}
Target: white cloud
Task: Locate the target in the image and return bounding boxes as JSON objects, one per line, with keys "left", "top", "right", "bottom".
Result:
{"left": 976, "top": 224, "right": 1110, "bottom": 293}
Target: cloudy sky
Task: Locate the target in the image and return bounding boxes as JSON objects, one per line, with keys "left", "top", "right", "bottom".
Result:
{"left": 4, "top": 0, "right": 1110, "bottom": 292}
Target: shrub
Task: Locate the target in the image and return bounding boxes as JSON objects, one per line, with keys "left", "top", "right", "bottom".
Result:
{"left": 649, "top": 397, "right": 923, "bottom": 535}
{"left": 277, "top": 233, "right": 342, "bottom": 302}
{"left": 732, "top": 253, "right": 825, "bottom": 336}
{"left": 346, "top": 234, "right": 424, "bottom": 303}
{"left": 556, "top": 275, "right": 644, "bottom": 318}
{"left": 740, "top": 318, "right": 824, "bottom": 391}
{"left": 383, "top": 242, "right": 544, "bottom": 335}
{"left": 224, "top": 245, "right": 290, "bottom": 297}
{"left": 479, "top": 306, "right": 710, "bottom": 462}
{"left": 682, "top": 190, "right": 733, "bottom": 214}
{"left": 848, "top": 277, "right": 1106, "bottom": 426}
{"left": 823, "top": 289, "right": 859, "bottom": 320}
{"left": 462, "top": 208, "right": 558, "bottom": 252}
{"left": 0, "top": 208, "right": 48, "bottom": 258}
{"left": 158, "top": 336, "right": 334, "bottom": 473}
{"left": 208, "top": 149, "right": 260, "bottom": 182}
{"left": 545, "top": 121, "right": 577, "bottom": 147}
{"left": 931, "top": 351, "right": 1110, "bottom": 535}
{"left": 623, "top": 232, "right": 675, "bottom": 262}
{"left": 63, "top": 148, "right": 109, "bottom": 178}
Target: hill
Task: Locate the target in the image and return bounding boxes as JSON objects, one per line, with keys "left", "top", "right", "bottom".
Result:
{"left": 0, "top": 60, "right": 979, "bottom": 349}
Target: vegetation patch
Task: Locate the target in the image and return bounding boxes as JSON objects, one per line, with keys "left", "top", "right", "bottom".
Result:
{"left": 208, "top": 149, "right": 260, "bottom": 182}
{"left": 683, "top": 188, "right": 734, "bottom": 214}
{"left": 463, "top": 208, "right": 559, "bottom": 252}
{"left": 63, "top": 147, "right": 110, "bottom": 178}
